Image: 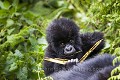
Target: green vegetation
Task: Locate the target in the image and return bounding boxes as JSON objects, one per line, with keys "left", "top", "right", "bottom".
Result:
{"left": 0, "top": 0, "right": 120, "bottom": 80}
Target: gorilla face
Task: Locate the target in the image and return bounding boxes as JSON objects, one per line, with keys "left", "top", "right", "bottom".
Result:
{"left": 46, "top": 18, "right": 83, "bottom": 58}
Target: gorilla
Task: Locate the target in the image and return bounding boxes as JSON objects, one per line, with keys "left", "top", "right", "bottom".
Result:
{"left": 43, "top": 18, "right": 105, "bottom": 76}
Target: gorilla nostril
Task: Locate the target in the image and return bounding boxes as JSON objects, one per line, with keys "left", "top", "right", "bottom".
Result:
{"left": 69, "top": 47, "right": 72, "bottom": 51}
{"left": 66, "top": 48, "right": 71, "bottom": 51}
{"left": 66, "top": 46, "right": 73, "bottom": 51}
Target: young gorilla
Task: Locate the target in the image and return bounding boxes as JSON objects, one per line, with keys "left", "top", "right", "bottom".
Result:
{"left": 50, "top": 54, "right": 119, "bottom": 80}
{"left": 43, "top": 18, "right": 105, "bottom": 76}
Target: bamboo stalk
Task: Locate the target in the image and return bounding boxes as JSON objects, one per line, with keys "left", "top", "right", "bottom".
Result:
{"left": 44, "top": 57, "right": 68, "bottom": 64}
{"left": 80, "top": 39, "right": 103, "bottom": 63}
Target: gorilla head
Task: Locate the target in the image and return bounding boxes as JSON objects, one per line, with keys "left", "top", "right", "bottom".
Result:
{"left": 46, "top": 18, "right": 82, "bottom": 58}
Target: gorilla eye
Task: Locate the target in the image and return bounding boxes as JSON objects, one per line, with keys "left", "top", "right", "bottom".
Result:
{"left": 70, "top": 40, "right": 74, "bottom": 43}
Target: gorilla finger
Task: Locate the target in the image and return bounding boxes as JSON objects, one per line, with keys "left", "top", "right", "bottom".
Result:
{"left": 75, "top": 58, "right": 79, "bottom": 63}
{"left": 70, "top": 59, "right": 74, "bottom": 62}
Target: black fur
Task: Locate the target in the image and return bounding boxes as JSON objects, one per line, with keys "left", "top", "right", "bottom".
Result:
{"left": 50, "top": 54, "right": 118, "bottom": 80}
{"left": 43, "top": 18, "right": 104, "bottom": 76}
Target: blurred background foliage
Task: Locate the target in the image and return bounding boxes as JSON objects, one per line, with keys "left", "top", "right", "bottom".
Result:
{"left": 0, "top": 0, "right": 120, "bottom": 80}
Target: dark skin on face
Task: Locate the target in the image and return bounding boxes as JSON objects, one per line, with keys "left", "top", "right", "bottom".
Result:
{"left": 43, "top": 18, "right": 105, "bottom": 76}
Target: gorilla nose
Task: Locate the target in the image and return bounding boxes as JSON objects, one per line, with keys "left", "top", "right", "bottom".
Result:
{"left": 66, "top": 45, "right": 72, "bottom": 51}
{"left": 64, "top": 45, "right": 76, "bottom": 54}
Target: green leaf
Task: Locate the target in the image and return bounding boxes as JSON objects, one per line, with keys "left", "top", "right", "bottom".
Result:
{"left": 48, "top": 7, "right": 69, "bottom": 19}
{"left": 14, "top": 50, "right": 23, "bottom": 58}
{"left": 20, "top": 16, "right": 33, "bottom": 25}
{"left": 6, "top": 52, "right": 15, "bottom": 65}
{"left": 9, "top": 62, "right": 18, "bottom": 72}
{"left": 0, "top": 10, "right": 8, "bottom": 19}
{"left": 38, "top": 37, "right": 47, "bottom": 45}
{"left": 0, "top": 1, "right": 5, "bottom": 9}
{"left": 7, "top": 28, "right": 15, "bottom": 35}
{"left": 7, "top": 35, "right": 15, "bottom": 41}
{"left": 114, "top": 47, "right": 120, "bottom": 55}
{"left": 12, "top": 0, "right": 19, "bottom": 7}
{"left": 0, "top": 1, "right": 10, "bottom": 10}
{"left": 29, "top": 35, "right": 38, "bottom": 46}
{"left": 113, "top": 56, "right": 120, "bottom": 66}
{"left": 17, "top": 67, "right": 28, "bottom": 80}
{"left": 6, "top": 19, "right": 14, "bottom": 27}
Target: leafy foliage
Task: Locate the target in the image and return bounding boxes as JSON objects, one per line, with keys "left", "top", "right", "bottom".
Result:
{"left": 0, "top": 0, "right": 120, "bottom": 80}
{"left": 0, "top": 0, "right": 47, "bottom": 79}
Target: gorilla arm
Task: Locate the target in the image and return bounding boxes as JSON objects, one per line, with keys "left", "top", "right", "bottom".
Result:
{"left": 80, "top": 32, "right": 105, "bottom": 57}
